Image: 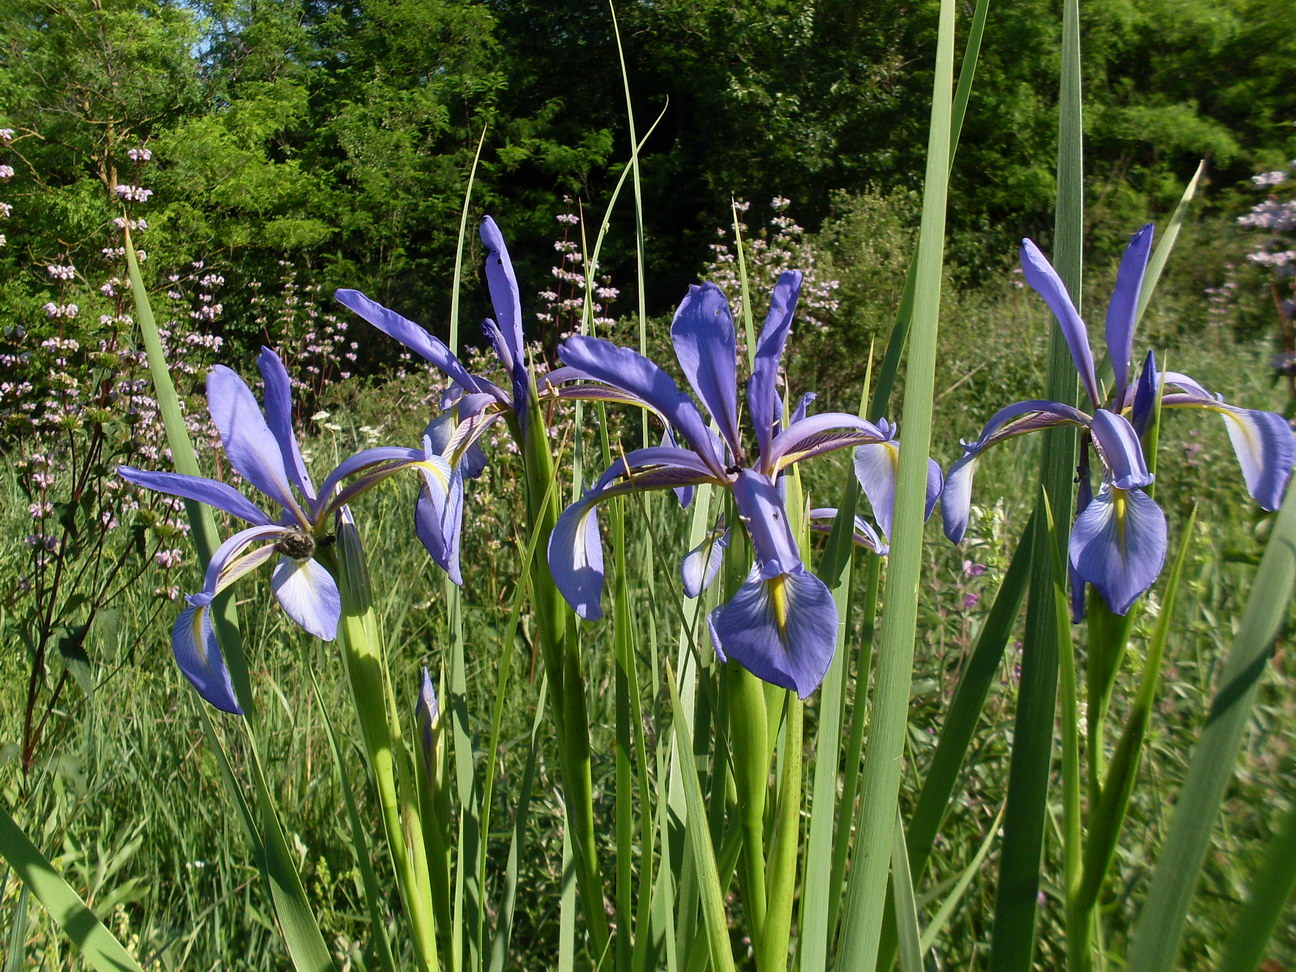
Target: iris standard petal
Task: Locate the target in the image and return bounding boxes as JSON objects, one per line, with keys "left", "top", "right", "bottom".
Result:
{"left": 207, "top": 365, "right": 306, "bottom": 522}
{"left": 748, "top": 270, "right": 802, "bottom": 461}
{"left": 334, "top": 289, "right": 495, "bottom": 399}
{"left": 681, "top": 522, "right": 729, "bottom": 597}
{"left": 172, "top": 596, "right": 242, "bottom": 715}
{"left": 1090, "top": 409, "right": 1153, "bottom": 490}
{"left": 1069, "top": 484, "right": 1167, "bottom": 615}
{"left": 670, "top": 283, "right": 742, "bottom": 457}
{"left": 257, "top": 347, "right": 315, "bottom": 503}
{"left": 558, "top": 336, "right": 726, "bottom": 473}
{"left": 271, "top": 555, "right": 341, "bottom": 640}
{"left": 1130, "top": 350, "right": 1159, "bottom": 435}
{"left": 479, "top": 216, "right": 525, "bottom": 381}
{"left": 710, "top": 565, "right": 838, "bottom": 698}
{"left": 315, "top": 446, "right": 426, "bottom": 515}
{"left": 117, "top": 466, "right": 273, "bottom": 527}
{"left": 1021, "top": 239, "right": 1102, "bottom": 407}
{"left": 1104, "top": 224, "right": 1154, "bottom": 400}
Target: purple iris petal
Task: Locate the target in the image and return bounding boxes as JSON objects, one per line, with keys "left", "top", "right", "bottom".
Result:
{"left": 1130, "top": 350, "right": 1159, "bottom": 435}
{"left": 257, "top": 347, "right": 315, "bottom": 503}
{"left": 808, "top": 507, "right": 887, "bottom": 554}
{"left": 117, "top": 467, "right": 272, "bottom": 527}
{"left": 852, "top": 438, "right": 899, "bottom": 540}
{"left": 315, "top": 446, "right": 426, "bottom": 514}
{"left": 1090, "top": 409, "right": 1153, "bottom": 490}
{"left": 748, "top": 271, "right": 802, "bottom": 462}
{"left": 334, "top": 289, "right": 496, "bottom": 400}
{"left": 1021, "top": 239, "right": 1102, "bottom": 407}
{"left": 670, "top": 283, "right": 743, "bottom": 457}
{"left": 1216, "top": 406, "right": 1295, "bottom": 510}
{"left": 730, "top": 469, "right": 801, "bottom": 578}
{"left": 415, "top": 457, "right": 463, "bottom": 585}
{"left": 791, "top": 391, "right": 816, "bottom": 425}
{"left": 271, "top": 555, "right": 341, "bottom": 641}
{"left": 710, "top": 564, "right": 838, "bottom": 699}
{"left": 549, "top": 448, "right": 717, "bottom": 619}
{"left": 766, "top": 412, "right": 890, "bottom": 472}
{"left": 480, "top": 217, "right": 530, "bottom": 416}
{"left": 200, "top": 524, "right": 283, "bottom": 595}
{"left": 1105, "top": 224, "right": 1154, "bottom": 400}
{"left": 681, "top": 521, "right": 730, "bottom": 597}
{"left": 172, "top": 596, "right": 242, "bottom": 714}
{"left": 940, "top": 399, "right": 1091, "bottom": 545}
{"left": 1069, "top": 484, "right": 1167, "bottom": 615}
{"left": 558, "top": 336, "right": 726, "bottom": 474}
{"left": 207, "top": 365, "right": 308, "bottom": 524}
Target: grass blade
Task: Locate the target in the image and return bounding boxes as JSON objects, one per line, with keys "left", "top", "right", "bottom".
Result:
{"left": 1125, "top": 483, "right": 1296, "bottom": 971}
{"left": 890, "top": 809, "right": 924, "bottom": 972}
{"left": 1216, "top": 796, "right": 1296, "bottom": 972}
{"left": 988, "top": 0, "right": 1083, "bottom": 963}
{"left": 0, "top": 805, "right": 144, "bottom": 972}
{"left": 837, "top": 0, "right": 956, "bottom": 963}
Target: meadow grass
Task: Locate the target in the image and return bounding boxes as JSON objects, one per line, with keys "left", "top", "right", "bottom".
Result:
{"left": 3, "top": 259, "right": 1292, "bottom": 968}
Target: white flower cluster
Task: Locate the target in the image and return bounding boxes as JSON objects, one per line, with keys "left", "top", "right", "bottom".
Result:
{"left": 46, "top": 264, "right": 76, "bottom": 281}
{"left": 114, "top": 184, "right": 153, "bottom": 203}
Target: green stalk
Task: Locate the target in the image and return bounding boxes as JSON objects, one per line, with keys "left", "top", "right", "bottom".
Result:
{"left": 331, "top": 519, "right": 438, "bottom": 972}
{"left": 520, "top": 396, "right": 611, "bottom": 959}
{"left": 763, "top": 694, "right": 802, "bottom": 972}
{"left": 836, "top": 0, "right": 955, "bottom": 964}
{"left": 989, "top": 0, "right": 1083, "bottom": 964}
{"left": 731, "top": 664, "right": 770, "bottom": 954}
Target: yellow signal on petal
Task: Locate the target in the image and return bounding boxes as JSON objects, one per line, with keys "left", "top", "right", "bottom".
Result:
{"left": 769, "top": 574, "right": 789, "bottom": 637}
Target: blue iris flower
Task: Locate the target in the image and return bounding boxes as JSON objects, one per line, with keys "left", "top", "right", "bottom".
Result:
{"left": 334, "top": 216, "right": 550, "bottom": 583}
{"left": 943, "top": 225, "right": 1295, "bottom": 615}
{"left": 546, "top": 271, "right": 941, "bottom": 698}
{"left": 119, "top": 347, "right": 455, "bottom": 713}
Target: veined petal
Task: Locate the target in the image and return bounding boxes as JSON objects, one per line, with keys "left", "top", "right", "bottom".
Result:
{"left": 416, "top": 465, "right": 464, "bottom": 585}
{"left": 172, "top": 597, "right": 242, "bottom": 714}
{"left": 1157, "top": 385, "right": 1295, "bottom": 510}
{"left": 1219, "top": 407, "right": 1295, "bottom": 511}
{"left": 710, "top": 565, "right": 838, "bottom": 698}
{"left": 548, "top": 491, "right": 608, "bottom": 620}
{"left": 257, "top": 347, "right": 315, "bottom": 503}
{"left": 670, "top": 283, "right": 742, "bottom": 457}
{"left": 807, "top": 507, "right": 887, "bottom": 555}
{"left": 207, "top": 365, "right": 307, "bottom": 523}
{"left": 1069, "top": 484, "right": 1167, "bottom": 615}
{"left": 852, "top": 438, "right": 899, "bottom": 540}
{"left": 117, "top": 466, "right": 272, "bottom": 527}
{"left": 315, "top": 446, "right": 426, "bottom": 516}
{"left": 748, "top": 270, "right": 802, "bottom": 462}
{"left": 271, "top": 556, "right": 341, "bottom": 640}
{"left": 967, "top": 399, "right": 1090, "bottom": 451}
{"left": 1021, "top": 239, "right": 1102, "bottom": 407}
{"left": 682, "top": 521, "right": 730, "bottom": 597}
{"left": 200, "top": 524, "right": 284, "bottom": 597}
{"left": 941, "top": 447, "right": 980, "bottom": 545}
{"left": 767, "top": 412, "right": 890, "bottom": 473}
{"left": 334, "top": 289, "right": 499, "bottom": 400}
{"left": 1104, "top": 224, "right": 1154, "bottom": 400}
{"left": 1090, "top": 409, "right": 1153, "bottom": 490}
{"left": 558, "top": 336, "right": 726, "bottom": 473}
{"left": 549, "top": 450, "right": 717, "bottom": 619}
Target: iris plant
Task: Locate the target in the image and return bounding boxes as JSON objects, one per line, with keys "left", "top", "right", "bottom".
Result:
{"left": 943, "top": 224, "right": 1295, "bottom": 614}
{"left": 547, "top": 271, "right": 940, "bottom": 697}
{"left": 334, "top": 216, "right": 545, "bottom": 583}
{"left": 119, "top": 348, "right": 455, "bottom": 713}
